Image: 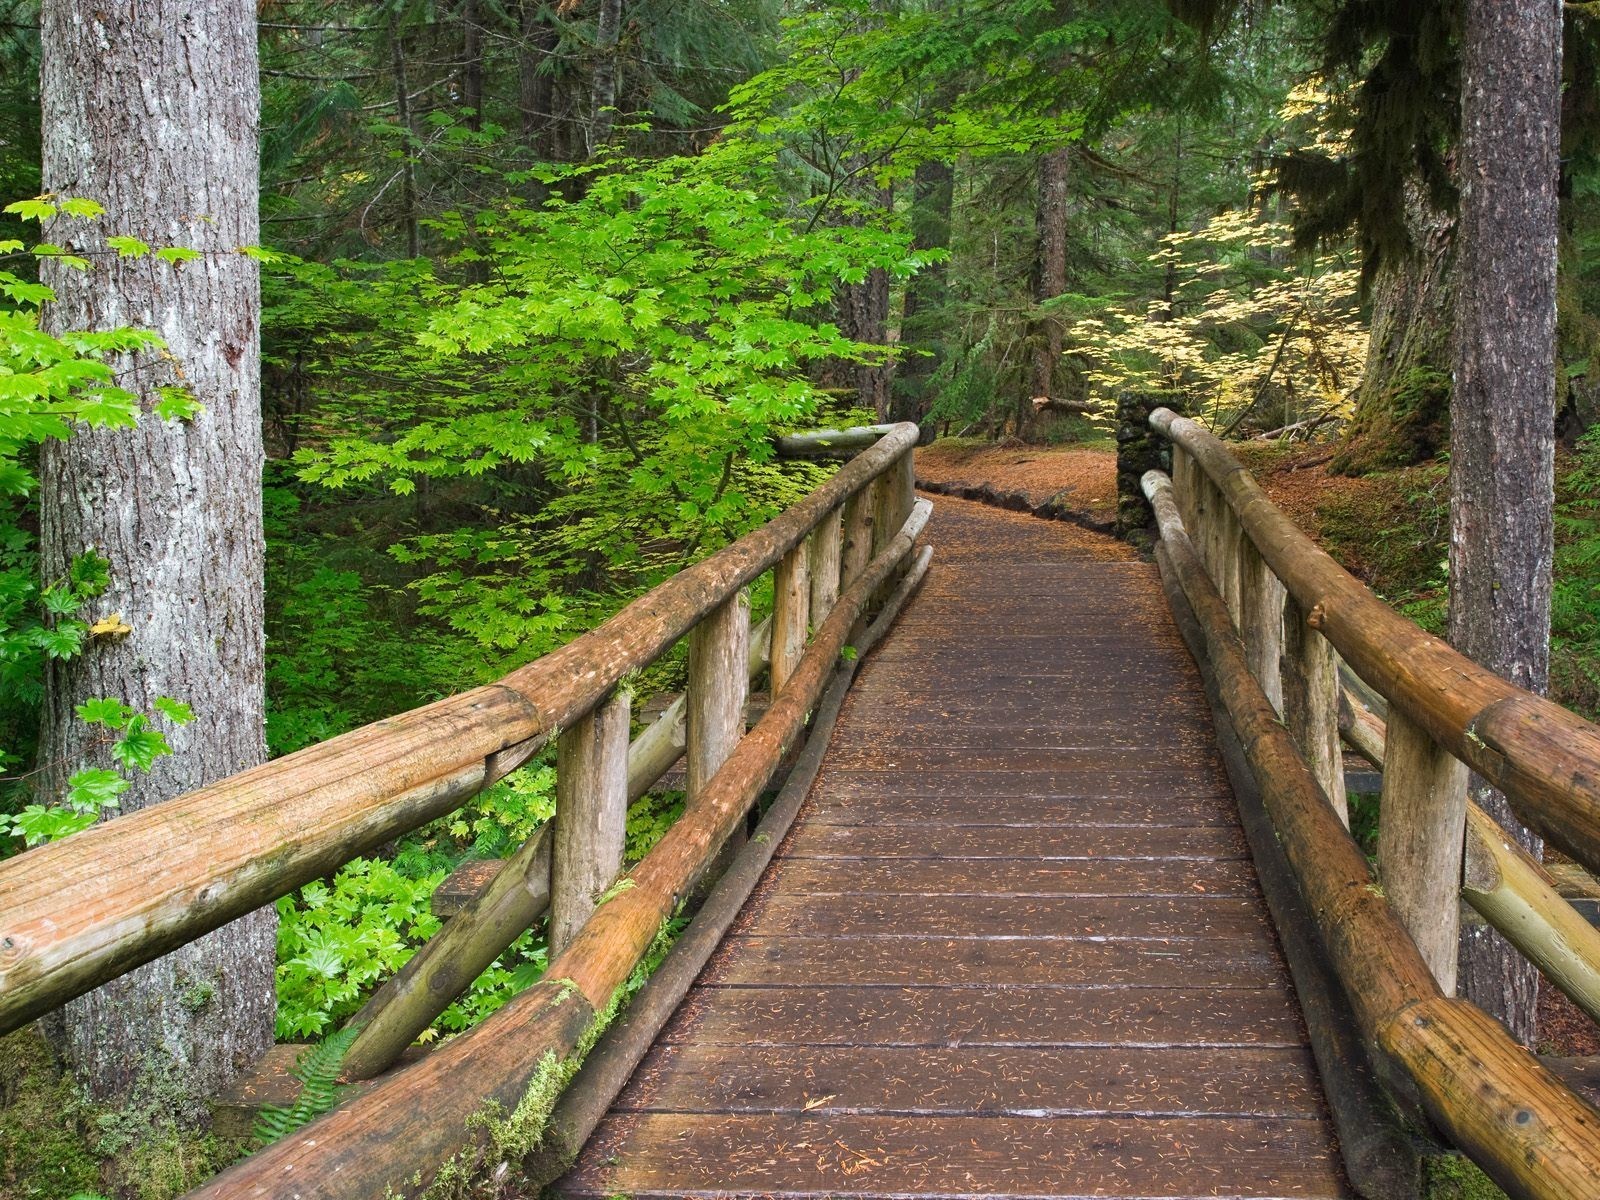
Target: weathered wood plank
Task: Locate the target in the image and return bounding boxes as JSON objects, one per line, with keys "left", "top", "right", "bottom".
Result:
{"left": 699, "top": 934, "right": 1290, "bottom": 989}
{"left": 616, "top": 1043, "right": 1329, "bottom": 1118}
{"left": 761, "top": 856, "right": 1263, "bottom": 898}
{"left": 658, "top": 984, "right": 1308, "bottom": 1049}
{"left": 775, "top": 822, "right": 1248, "bottom": 861}
{"left": 801, "top": 792, "right": 1238, "bottom": 827}
{"left": 563, "top": 1113, "right": 1349, "bottom": 1199}
{"left": 730, "top": 891, "right": 1277, "bottom": 944}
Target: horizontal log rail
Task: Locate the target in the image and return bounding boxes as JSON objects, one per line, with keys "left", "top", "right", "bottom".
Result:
{"left": 1150, "top": 407, "right": 1600, "bottom": 877}
{"left": 1142, "top": 468, "right": 1600, "bottom": 1200}
{"left": 189, "top": 495, "right": 934, "bottom": 1199}
{"left": 0, "top": 422, "right": 920, "bottom": 1038}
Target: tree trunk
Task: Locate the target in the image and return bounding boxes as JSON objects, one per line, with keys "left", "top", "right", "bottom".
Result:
{"left": 462, "top": 0, "right": 485, "bottom": 133}
{"left": 520, "top": 1, "right": 558, "bottom": 159}
{"left": 37, "top": 0, "right": 271, "bottom": 1103}
{"left": 587, "top": 0, "right": 624, "bottom": 156}
{"left": 390, "top": 10, "right": 421, "bottom": 257}
{"left": 1449, "top": 0, "right": 1562, "bottom": 1048}
{"left": 892, "top": 158, "right": 953, "bottom": 427}
{"left": 832, "top": 183, "right": 895, "bottom": 421}
{"left": 1330, "top": 179, "right": 1456, "bottom": 474}
{"left": 1028, "top": 145, "right": 1070, "bottom": 403}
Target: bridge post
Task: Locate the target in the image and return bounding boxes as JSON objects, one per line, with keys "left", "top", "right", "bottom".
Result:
{"left": 809, "top": 508, "right": 843, "bottom": 625}
{"left": 1281, "top": 595, "right": 1349, "bottom": 826}
{"left": 771, "top": 541, "right": 811, "bottom": 695}
{"left": 550, "top": 690, "right": 631, "bottom": 954}
{"left": 688, "top": 592, "right": 751, "bottom": 867}
{"left": 1379, "top": 707, "right": 1469, "bottom": 993}
{"left": 1238, "top": 541, "right": 1285, "bottom": 713}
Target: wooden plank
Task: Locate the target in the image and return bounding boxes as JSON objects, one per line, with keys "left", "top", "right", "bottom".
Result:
{"left": 828, "top": 724, "right": 1219, "bottom": 752}
{"left": 775, "top": 822, "right": 1248, "bottom": 861}
{"left": 561, "top": 1112, "right": 1350, "bottom": 1198}
{"left": 616, "top": 1043, "right": 1329, "bottom": 1119}
{"left": 821, "top": 746, "right": 1227, "bottom": 773}
{"left": 761, "top": 855, "right": 1263, "bottom": 898}
{"left": 659, "top": 984, "right": 1308, "bottom": 1049}
{"left": 812, "top": 768, "right": 1233, "bottom": 799}
{"left": 699, "top": 935, "right": 1290, "bottom": 989}
{"left": 801, "top": 792, "right": 1238, "bottom": 828}
{"left": 730, "top": 891, "right": 1277, "bottom": 944}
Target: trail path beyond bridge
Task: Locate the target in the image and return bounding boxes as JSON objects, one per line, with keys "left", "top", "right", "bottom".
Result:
{"left": 560, "top": 494, "right": 1351, "bottom": 1199}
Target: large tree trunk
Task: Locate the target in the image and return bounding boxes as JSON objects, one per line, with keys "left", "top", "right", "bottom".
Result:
{"left": 587, "top": 0, "right": 624, "bottom": 156}
{"left": 520, "top": 1, "right": 559, "bottom": 159}
{"left": 389, "top": 9, "right": 421, "bottom": 256}
{"left": 892, "top": 159, "right": 953, "bottom": 427}
{"left": 1028, "top": 145, "right": 1071, "bottom": 406}
{"left": 1449, "top": 0, "right": 1561, "bottom": 1047}
{"left": 1330, "top": 179, "right": 1456, "bottom": 474}
{"left": 37, "top": 0, "right": 272, "bottom": 1104}
{"left": 462, "top": 0, "right": 485, "bottom": 133}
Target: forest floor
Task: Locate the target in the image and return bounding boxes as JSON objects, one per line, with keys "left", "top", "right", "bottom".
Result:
{"left": 916, "top": 435, "right": 1600, "bottom": 1059}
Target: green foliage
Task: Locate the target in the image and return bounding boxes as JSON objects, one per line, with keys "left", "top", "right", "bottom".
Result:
{"left": 273, "top": 856, "right": 449, "bottom": 1039}
{"left": 1553, "top": 429, "right": 1600, "bottom": 718}
{"left": 251, "top": 1027, "right": 359, "bottom": 1147}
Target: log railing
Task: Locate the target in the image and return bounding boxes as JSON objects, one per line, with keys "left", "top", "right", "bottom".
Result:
{"left": 0, "top": 423, "right": 927, "bottom": 1198}
{"left": 1144, "top": 408, "right": 1600, "bottom": 1200}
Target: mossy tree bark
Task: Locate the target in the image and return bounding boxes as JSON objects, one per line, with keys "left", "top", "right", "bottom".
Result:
{"left": 891, "top": 158, "right": 953, "bottom": 429}
{"left": 36, "top": 0, "right": 273, "bottom": 1103}
{"left": 1330, "top": 178, "right": 1456, "bottom": 474}
{"left": 1449, "top": 0, "right": 1562, "bottom": 1047}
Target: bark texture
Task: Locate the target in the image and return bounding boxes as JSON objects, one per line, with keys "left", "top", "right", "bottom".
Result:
{"left": 1028, "top": 145, "right": 1071, "bottom": 406}
{"left": 892, "top": 158, "right": 953, "bottom": 427}
{"left": 37, "top": 0, "right": 272, "bottom": 1102}
{"left": 1449, "top": 0, "right": 1562, "bottom": 1047}
{"left": 519, "top": 1, "right": 559, "bottom": 158}
{"left": 587, "top": 0, "right": 624, "bottom": 155}
{"left": 1332, "top": 178, "right": 1456, "bottom": 474}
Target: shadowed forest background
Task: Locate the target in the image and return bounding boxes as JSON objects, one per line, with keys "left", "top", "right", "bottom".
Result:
{"left": 1, "top": 0, "right": 1599, "bottom": 1195}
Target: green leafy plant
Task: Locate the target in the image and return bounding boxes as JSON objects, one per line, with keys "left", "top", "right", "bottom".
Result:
{"left": 251, "top": 1025, "right": 360, "bottom": 1146}
{"left": 5, "top": 694, "right": 194, "bottom": 846}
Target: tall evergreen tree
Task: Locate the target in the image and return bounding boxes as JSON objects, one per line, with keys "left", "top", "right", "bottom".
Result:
{"left": 1449, "top": 0, "right": 1562, "bottom": 1045}
{"left": 36, "top": 0, "right": 273, "bottom": 1102}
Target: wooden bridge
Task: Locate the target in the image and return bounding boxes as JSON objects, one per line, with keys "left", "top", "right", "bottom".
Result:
{"left": 5, "top": 418, "right": 1600, "bottom": 1199}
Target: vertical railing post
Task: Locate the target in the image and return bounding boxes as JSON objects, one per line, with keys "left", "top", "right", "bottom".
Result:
{"left": 1171, "top": 444, "right": 1196, "bottom": 531}
{"left": 874, "top": 449, "right": 914, "bottom": 557}
{"left": 1238, "top": 540, "right": 1285, "bottom": 712}
{"left": 809, "top": 508, "right": 843, "bottom": 626}
{"left": 770, "top": 540, "right": 810, "bottom": 696}
{"left": 550, "top": 689, "right": 630, "bottom": 954}
{"left": 1281, "top": 593, "right": 1349, "bottom": 825}
{"left": 687, "top": 591, "right": 750, "bottom": 863}
{"left": 840, "top": 481, "right": 877, "bottom": 593}
{"left": 1378, "top": 708, "right": 1469, "bottom": 993}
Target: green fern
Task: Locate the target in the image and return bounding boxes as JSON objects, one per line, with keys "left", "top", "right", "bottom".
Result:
{"left": 251, "top": 1025, "right": 360, "bottom": 1147}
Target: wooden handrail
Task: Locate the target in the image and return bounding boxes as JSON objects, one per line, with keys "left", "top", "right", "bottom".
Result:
{"left": 0, "top": 422, "right": 920, "bottom": 1037}
{"left": 188, "top": 496, "right": 934, "bottom": 1199}
{"left": 1142, "top": 468, "right": 1600, "bottom": 1200}
{"left": 1150, "top": 407, "right": 1600, "bottom": 879}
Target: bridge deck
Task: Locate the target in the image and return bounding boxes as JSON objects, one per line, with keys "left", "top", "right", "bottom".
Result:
{"left": 560, "top": 496, "right": 1351, "bottom": 1199}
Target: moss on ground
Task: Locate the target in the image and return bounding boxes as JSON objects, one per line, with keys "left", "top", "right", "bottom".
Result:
{"left": 0, "top": 1027, "right": 103, "bottom": 1198}
{"left": 1423, "top": 1153, "right": 1509, "bottom": 1200}
{"left": 0, "top": 1026, "right": 248, "bottom": 1200}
